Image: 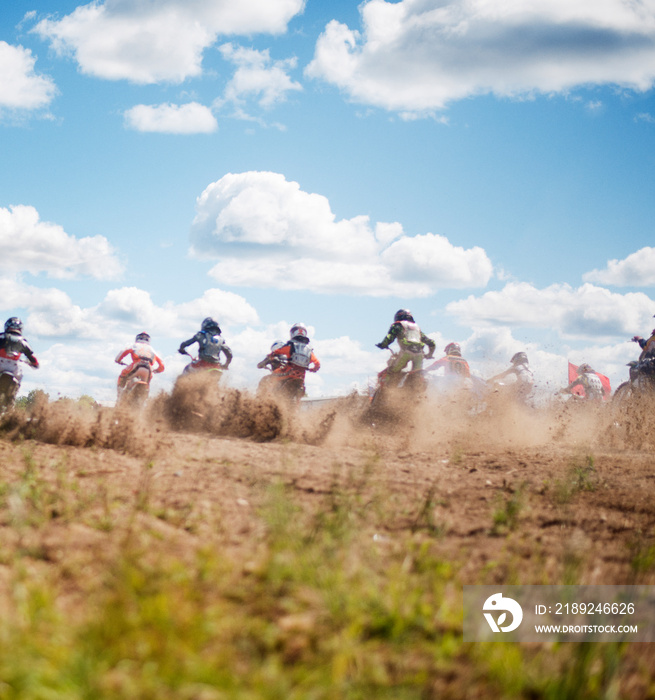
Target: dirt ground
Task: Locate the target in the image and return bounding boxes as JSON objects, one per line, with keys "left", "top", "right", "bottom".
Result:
{"left": 3, "top": 383, "right": 655, "bottom": 592}
{"left": 1, "top": 381, "right": 655, "bottom": 697}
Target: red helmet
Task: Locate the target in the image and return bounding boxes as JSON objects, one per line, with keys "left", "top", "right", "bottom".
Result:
{"left": 444, "top": 342, "right": 461, "bottom": 357}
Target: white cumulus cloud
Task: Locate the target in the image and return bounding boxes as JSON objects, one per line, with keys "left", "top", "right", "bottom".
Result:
{"left": 0, "top": 41, "right": 56, "bottom": 110}
{"left": 447, "top": 282, "right": 655, "bottom": 339}
{"left": 0, "top": 205, "right": 122, "bottom": 279}
{"left": 124, "top": 102, "right": 218, "bottom": 134}
{"left": 218, "top": 44, "right": 302, "bottom": 111}
{"left": 583, "top": 247, "right": 655, "bottom": 286}
{"left": 0, "top": 279, "right": 258, "bottom": 343}
{"left": 190, "top": 171, "right": 493, "bottom": 296}
{"left": 306, "top": 0, "right": 655, "bottom": 114}
{"left": 34, "top": 0, "right": 305, "bottom": 84}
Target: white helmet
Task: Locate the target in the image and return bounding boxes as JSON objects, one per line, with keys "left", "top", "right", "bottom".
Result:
{"left": 271, "top": 340, "right": 286, "bottom": 352}
{"left": 290, "top": 323, "right": 308, "bottom": 340}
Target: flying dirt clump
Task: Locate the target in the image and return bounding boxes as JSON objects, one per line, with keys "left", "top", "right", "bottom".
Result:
{"left": 0, "top": 394, "right": 160, "bottom": 456}
{"left": 153, "top": 374, "right": 353, "bottom": 446}
{"left": 158, "top": 373, "right": 286, "bottom": 442}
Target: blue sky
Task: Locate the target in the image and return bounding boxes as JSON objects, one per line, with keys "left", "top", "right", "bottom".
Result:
{"left": 2, "top": 0, "right": 655, "bottom": 402}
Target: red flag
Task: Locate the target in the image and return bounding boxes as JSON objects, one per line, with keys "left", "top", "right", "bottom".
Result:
{"left": 568, "top": 362, "right": 586, "bottom": 398}
{"left": 568, "top": 362, "right": 611, "bottom": 400}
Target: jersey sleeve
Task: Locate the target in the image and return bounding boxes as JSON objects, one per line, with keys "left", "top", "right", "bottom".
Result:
{"left": 21, "top": 339, "right": 39, "bottom": 367}
{"left": 178, "top": 334, "right": 199, "bottom": 352}
{"left": 378, "top": 324, "right": 400, "bottom": 349}
{"left": 115, "top": 348, "right": 131, "bottom": 363}
{"left": 421, "top": 333, "right": 436, "bottom": 350}
{"left": 425, "top": 357, "right": 446, "bottom": 372}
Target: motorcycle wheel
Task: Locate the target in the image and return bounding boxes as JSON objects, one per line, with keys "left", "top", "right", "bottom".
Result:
{"left": 119, "top": 382, "right": 149, "bottom": 409}
{"left": 279, "top": 377, "right": 305, "bottom": 404}
{"left": 0, "top": 373, "right": 19, "bottom": 410}
{"left": 612, "top": 381, "right": 633, "bottom": 406}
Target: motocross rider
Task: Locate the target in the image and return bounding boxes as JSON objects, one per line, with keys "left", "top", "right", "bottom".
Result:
{"left": 258, "top": 341, "right": 287, "bottom": 372}
{"left": 257, "top": 324, "right": 320, "bottom": 388}
{"left": 115, "top": 332, "right": 165, "bottom": 399}
{"left": 488, "top": 352, "right": 534, "bottom": 402}
{"left": 632, "top": 319, "right": 655, "bottom": 361}
{"left": 178, "top": 317, "right": 233, "bottom": 372}
{"left": 375, "top": 309, "right": 435, "bottom": 385}
{"left": 561, "top": 363, "right": 607, "bottom": 401}
{"left": 426, "top": 342, "right": 471, "bottom": 377}
{"left": 0, "top": 317, "right": 39, "bottom": 395}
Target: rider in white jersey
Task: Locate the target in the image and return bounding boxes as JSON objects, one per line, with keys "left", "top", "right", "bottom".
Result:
{"left": 562, "top": 363, "right": 606, "bottom": 401}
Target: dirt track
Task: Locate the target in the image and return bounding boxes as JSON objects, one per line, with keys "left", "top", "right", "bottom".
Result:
{"left": 3, "top": 386, "right": 655, "bottom": 588}
{"left": 2, "top": 385, "right": 655, "bottom": 697}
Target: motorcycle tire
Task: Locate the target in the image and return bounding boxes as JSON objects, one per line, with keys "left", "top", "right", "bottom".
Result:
{"left": 119, "top": 382, "right": 149, "bottom": 409}
{"left": 0, "top": 373, "right": 19, "bottom": 410}
{"left": 612, "top": 381, "right": 633, "bottom": 406}
{"left": 280, "top": 377, "right": 305, "bottom": 403}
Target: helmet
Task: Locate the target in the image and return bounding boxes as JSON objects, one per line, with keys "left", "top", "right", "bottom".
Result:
{"left": 578, "top": 363, "right": 594, "bottom": 374}
{"left": 394, "top": 309, "right": 414, "bottom": 323}
{"left": 271, "top": 340, "right": 286, "bottom": 352}
{"left": 444, "top": 342, "right": 461, "bottom": 357}
{"left": 201, "top": 317, "right": 221, "bottom": 334}
{"left": 4, "top": 317, "right": 22, "bottom": 335}
{"left": 290, "top": 323, "right": 308, "bottom": 339}
{"left": 135, "top": 332, "right": 151, "bottom": 343}
{"left": 511, "top": 352, "right": 528, "bottom": 366}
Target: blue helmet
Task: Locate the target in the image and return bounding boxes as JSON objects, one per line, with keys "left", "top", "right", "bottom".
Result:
{"left": 201, "top": 317, "right": 221, "bottom": 334}
{"left": 4, "top": 317, "right": 22, "bottom": 335}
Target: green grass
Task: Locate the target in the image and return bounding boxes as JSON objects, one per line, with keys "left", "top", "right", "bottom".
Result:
{"left": 0, "top": 441, "right": 643, "bottom": 699}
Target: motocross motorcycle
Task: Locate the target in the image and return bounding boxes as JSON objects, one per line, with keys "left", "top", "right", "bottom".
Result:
{"left": 365, "top": 350, "right": 429, "bottom": 422}
{"left": 180, "top": 350, "right": 227, "bottom": 381}
{"left": 0, "top": 358, "right": 34, "bottom": 412}
{"left": 117, "top": 359, "right": 153, "bottom": 409}
{"left": 612, "top": 358, "right": 655, "bottom": 406}
{"left": 257, "top": 357, "right": 306, "bottom": 405}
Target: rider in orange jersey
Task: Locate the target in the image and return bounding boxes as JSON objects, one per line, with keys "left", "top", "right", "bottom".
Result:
{"left": 258, "top": 323, "right": 320, "bottom": 381}
{"left": 426, "top": 342, "right": 471, "bottom": 378}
